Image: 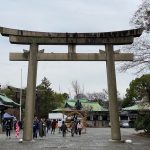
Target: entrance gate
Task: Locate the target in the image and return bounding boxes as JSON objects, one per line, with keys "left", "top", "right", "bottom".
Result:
{"left": 0, "top": 27, "right": 143, "bottom": 141}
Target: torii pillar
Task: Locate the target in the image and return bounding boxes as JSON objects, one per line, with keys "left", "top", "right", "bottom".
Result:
{"left": 23, "top": 43, "right": 38, "bottom": 141}
{"left": 106, "top": 44, "right": 121, "bottom": 140}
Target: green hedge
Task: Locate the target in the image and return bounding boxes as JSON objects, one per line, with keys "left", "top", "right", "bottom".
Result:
{"left": 134, "top": 113, "right": 150, "bottom": 134}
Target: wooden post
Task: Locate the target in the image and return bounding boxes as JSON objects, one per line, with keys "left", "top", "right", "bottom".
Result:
{"left": 23, "top": 43, "right": 38, "bottom": 141}
{"left": 105, "top": 44, "right": 121, "bottom": 141}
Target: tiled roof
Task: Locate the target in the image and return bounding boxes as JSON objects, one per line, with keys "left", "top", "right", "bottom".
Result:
{"left": 122, "top": 102, "right": 150, "bottom": 111}
{"left": 65, "top": 99, "right": 108, "bottom": 112}
{"left": 52, "top": 108, "right": 72, "bottom": 112}
{"left": 0, "top": 94, "right": 20, "bottom": 107}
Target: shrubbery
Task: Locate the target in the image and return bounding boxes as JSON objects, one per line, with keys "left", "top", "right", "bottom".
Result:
{"left": 134, "top": 113, "right": 150, "bottom": 134}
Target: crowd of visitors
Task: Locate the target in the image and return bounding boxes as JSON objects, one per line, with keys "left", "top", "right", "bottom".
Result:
{"left": 32, "top": 115, "right": 83, "bottom": 138}
{"left": 2, "top": 114, "right": 84, "bottom": 139}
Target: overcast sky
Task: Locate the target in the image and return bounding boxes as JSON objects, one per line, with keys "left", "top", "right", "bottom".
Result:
{"left": 0, "top": 0, "right": 142, "bottom": 98}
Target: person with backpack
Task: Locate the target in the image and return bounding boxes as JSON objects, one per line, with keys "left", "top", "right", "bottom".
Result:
{"left": 51, "top": 119, "right": 57, "bottom": 134}
{"left": 70, "top": 121, "right": 76, "bottom": 137}
{"left": 61, "top": 121, "right": 67, "bottom": 137}
{"left": 5, "top": 119, "right": 11, "bottom": 139}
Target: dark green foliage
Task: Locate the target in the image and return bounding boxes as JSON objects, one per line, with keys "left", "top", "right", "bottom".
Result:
{"left": 122, "top": 74, "right": 150, "bottom": 108}
{"left": 122, "top": 74, "right": 150, "bottom": 134}
{"left": 0, "top": 87, "right": 16, "bottom": 100}
{"left": 134, "top": 113, "right": 150, "bottom": 134}
{"left": 36, "top": 77, "right": 65, "bottom": 118}
{"left": 1, "top": 77, "right": 67, "bottom": 118}
{"left": 62, "top": 93, "right": 69, "bottom": 100}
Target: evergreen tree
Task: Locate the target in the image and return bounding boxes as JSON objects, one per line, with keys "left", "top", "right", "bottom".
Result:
{"left": 122, "top": 74, "right": 150, "bottom": 107}
{"left": 36, "top": 77, "right": 65, "bottom": 118}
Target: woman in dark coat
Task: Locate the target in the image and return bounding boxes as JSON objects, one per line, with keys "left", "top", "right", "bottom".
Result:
{"left": 51, "top": 119, "right": 57, "bottom": 134}
{"left": 39, "top": 119, "right": 44, "bottom": 137}
{"left": 33, "top": 119, "right": 39, "bottom": 139}
{"left": 5, "top": 119, "right": 11, "bottom": 138}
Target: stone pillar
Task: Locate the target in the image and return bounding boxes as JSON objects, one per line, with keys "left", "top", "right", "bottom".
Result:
{"left": 68, "top": 44, "right": 76, "bottom": 53}
{"left": 105, "top": 44, "right": 121, "bottom": 141}
{"left": 23, "top": 43, "right": 38, "bottom": 141}
{"left": 68, "top": 45, "right": 76, "bottom": 60}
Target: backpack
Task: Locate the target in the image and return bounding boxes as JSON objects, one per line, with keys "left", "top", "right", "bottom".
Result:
{"left": 61, "top": 124, "right": 67, "bottom": 131}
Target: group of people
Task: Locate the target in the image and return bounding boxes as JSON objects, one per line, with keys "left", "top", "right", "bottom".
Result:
{"left": 32, "top": 115, "right": 84, "bottom": 138}
{"left": 4, "top": 119, "right": 21, "bottom": 139}
{"left": 33, "top": 117, "right": 58, "bottom": 139}
{"left": 4, "top": 115, "right": 84, "bottom": 139}
{"left": 57, "top": 114, "right": 84, "bottom": 137}
{"left": 62, "top": 120, "right": 83, "bottom": 137}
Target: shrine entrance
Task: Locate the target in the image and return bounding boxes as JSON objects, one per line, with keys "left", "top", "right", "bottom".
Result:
{"left": 0, "top": 27, "right": 143, "bottom": 141}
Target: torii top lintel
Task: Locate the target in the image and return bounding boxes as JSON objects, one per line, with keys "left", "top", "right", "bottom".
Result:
{"left": 0, "top": 27, "right": 143, "bottom": 45}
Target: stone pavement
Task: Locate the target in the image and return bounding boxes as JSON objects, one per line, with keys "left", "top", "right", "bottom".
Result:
{"left": 0, "top": 128, "right": 150, "bottom": 150}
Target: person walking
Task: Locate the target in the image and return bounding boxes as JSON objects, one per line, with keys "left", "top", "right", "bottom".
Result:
{"left": 46, "top": 119, "right": 51, "bottom": 133}
{"left": 51, "top": 119, "right": 57, "bottom": 134}
{"left": 77, "top": 120, "right": 83, "bottom": 136}
{"left": 61, "top": 121, "right": 67, "bottom": 137}
{"left": 33, "top": 118, "right": 39, "bottom": 139}
{"left": 57, "top": 119, "right": 62, "bottom": 133}
{"left": 39, "top": 118, "right": 44, "bottom": 138}
{"left": 43, "top": 118, "right": 46, "bottom": 136}
{"left": 15, "top": 120, "right": 20, "bottom": 139}
{"left": 5, "top": 119, "right": 11, "bottom": 139}
{"left": 70, "top": 121, "right": 76, "bottom": 137}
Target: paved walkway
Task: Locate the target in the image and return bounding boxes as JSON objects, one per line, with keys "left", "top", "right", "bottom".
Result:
{"left": 0, "top": 128, "right": 150, "bottom": 150}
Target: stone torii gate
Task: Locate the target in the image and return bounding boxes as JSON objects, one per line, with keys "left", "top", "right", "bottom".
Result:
{"left": 0, "top": 27, "right": 143, "bottom": 141}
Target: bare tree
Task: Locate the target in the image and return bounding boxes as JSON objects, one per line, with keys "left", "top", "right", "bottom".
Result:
{"left": 71, "top": 80, "right": 85, "bottom": 99}
{"left": 86, "top": 91, "right": 108, "bottom": 101}
{"left": 130, "top": 0, "right": 150, "bottom": 30}
{"left": 119, "top": 0, "right": 150, "bottom": 74}
{"left": 86, "top": 89, "right": 109, "bottom": 108}
{"left": 119, "top": 32, "right": 150, "bottom": 74}
{"left": 86, "top": 89, "right": 121, "bottom": 101}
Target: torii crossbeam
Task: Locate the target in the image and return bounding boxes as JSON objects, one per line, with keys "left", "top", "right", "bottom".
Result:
{"left": 0, "top": 26, "right": 143, "bottom": 141}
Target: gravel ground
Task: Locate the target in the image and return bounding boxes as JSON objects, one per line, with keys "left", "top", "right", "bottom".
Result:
{"left": 0, "top": 128, "right": 150, "bottom": 150}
